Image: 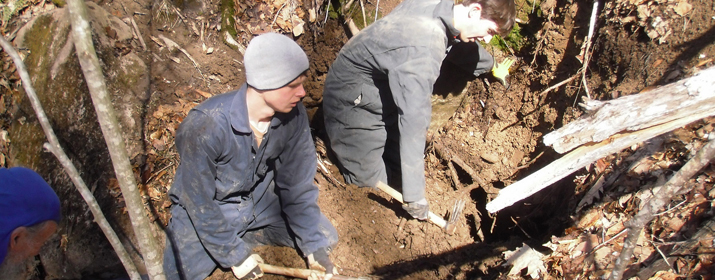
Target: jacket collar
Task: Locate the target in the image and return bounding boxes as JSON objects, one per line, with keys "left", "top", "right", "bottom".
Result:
{"left": 230, "top": 83, "right": 286, "bottom": 134}
{"left": 434, "top": 0, "right": 460, "bottom": 42}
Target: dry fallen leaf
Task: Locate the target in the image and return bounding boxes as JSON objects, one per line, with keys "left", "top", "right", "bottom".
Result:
{"left": 673, "top": 1, "right": 692, "bottom": 16}
{"left": 503, "top": 244, "right": 547, "bottom": 278}
{"left": 648, "top": 270, "right": 679, "bottom": 280}
{"left": 194, "top": 89, "right": 213, "bottom": 99}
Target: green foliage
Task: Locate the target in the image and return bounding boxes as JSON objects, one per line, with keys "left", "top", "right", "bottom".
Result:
{"left": 220, "top": 0, "right": 237, "bottom": 38}
{"left": 51, "top": 0, "right": 65, "bottom": 8}
{"left": 326, "top": 0, "right": 382, "bottom": 28}
{"left": 488, "top": 0, "right": 541, "bottom": 54}
{"left": 2, "top": 0, "right": 27, "bottom": 25}
{"left": 491, "top": 23, "right": 525, "bottom": 53}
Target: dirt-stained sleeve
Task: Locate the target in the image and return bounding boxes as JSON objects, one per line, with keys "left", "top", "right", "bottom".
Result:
{"left": 383, "top": 45, "right": 443, "bottom": 202}
{"left": 444, "top": 42, "right": 495, "bottom": 77}
{"left": 273, "top": 103, "right": 334, "bottom": 256}
{"left": 170, "top": 109, "right": 253, "bottom": 268}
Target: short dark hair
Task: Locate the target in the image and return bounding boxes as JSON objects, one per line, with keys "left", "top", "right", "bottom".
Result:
{"left": 463, "top": 0, "right": 516, "bottom": 36}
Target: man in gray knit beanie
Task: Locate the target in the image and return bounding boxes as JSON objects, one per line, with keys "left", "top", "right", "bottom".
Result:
{"left": 163, "top": 32, "right": 339, "bottom": 280}
{"left": 244, "top": 32, "right": 310, "bottom": 90}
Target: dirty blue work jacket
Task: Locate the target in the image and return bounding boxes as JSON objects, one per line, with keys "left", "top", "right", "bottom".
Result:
{"left": 166, "top": 84, "right": 333, "bottom": 272}
{"left": 323, "top": 0, "right": 494, "bottom": 202}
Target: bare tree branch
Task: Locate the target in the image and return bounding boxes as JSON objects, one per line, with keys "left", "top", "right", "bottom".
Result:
{"left": 65, "top": 0, "right": 166, "bottom": 278}
{"left": 0, "top": 35, "right": 142, "bottom": 280}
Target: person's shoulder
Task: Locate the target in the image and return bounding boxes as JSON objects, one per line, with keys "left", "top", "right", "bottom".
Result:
{"left": 194, "top": 90, "right": 239, "bottom": 112}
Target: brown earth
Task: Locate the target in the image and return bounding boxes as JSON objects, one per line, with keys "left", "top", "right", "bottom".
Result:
{"left": 0, "top": 0, "right": 714, "bottom": 278}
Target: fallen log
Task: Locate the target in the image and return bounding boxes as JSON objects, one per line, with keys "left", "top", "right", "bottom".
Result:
{"left": 544, "top": 66, "right": 715, "bottom": 154}
{"left": 486, "top": 66, "right": 715, "bottom": 213}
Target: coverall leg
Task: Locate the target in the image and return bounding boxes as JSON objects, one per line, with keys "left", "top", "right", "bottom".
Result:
{"left": 324, "top": 79, "right": 398, "bottom": 189}
{"left": 163, "top": 206, "right": 221, "bottom": 280}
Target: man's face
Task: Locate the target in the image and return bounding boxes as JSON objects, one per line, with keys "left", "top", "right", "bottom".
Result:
{"left": 0, "top": 221, "right": 58, "bottom": 279}
{"left": 262, "top": 75, "right": 307, "bottom": 113}
{"left": 17, "top": 221, "right": 58, "bottom": 260}
{"left": 458, "top": 6, "right": 499, "bottom": 43}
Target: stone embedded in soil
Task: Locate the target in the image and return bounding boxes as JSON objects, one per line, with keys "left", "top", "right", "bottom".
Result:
{"left": 481, "top": 151, "right": 500, "bottom": 163}
{"left": 508, "top": 150, "right": 525, "bottom": 167}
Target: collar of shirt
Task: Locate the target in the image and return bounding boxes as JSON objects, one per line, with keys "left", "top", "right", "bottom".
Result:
{"left": 229, "top": 83, "right": 287, "bottom": 134}
{"left": 433, "top": 0, "right": 461, "bottom": 43}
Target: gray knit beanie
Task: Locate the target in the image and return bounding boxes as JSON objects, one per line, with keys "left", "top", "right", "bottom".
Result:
{"left": 244, "top": 33, "right": 309, "bottom": 90}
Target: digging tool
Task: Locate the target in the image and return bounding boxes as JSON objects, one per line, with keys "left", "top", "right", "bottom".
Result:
{"left": 258, "top": 263, "right": 370, "bottom": 280}
{"left": 375, "top": 181, "right": 464, "bottom": 235}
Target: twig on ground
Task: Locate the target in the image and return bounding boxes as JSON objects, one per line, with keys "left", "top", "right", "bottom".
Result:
{"left": 649, "top": 240, "right": 672, "bottom": 268}
{"left": 374, "top": 0, "right": 379, "bottom": 21}
{"left": 589, "top": 228, "right": 628, "bottom": 254}
{"left": 608, "top": 135, "right": 715, "bottom": 280}
{"left": 538, "top": 73, "right": 580, "bottom": 99}
{"left": 580, "top": 0, "right": 599, "bottom": 99}
{"left": 490, "top": 214, "right": 498, "bottom": 233}
{"left": 359, "top": 0, "right": 366, "bottom": 27}
{"left": 655, "top": 199, "right": 688, "bottom": 216}
{"left": 272, "top": 2, "right": 287, "bottom": 27}
{"left": 342, "top": 0, "right": 355, "bottom": 12}
{"left": 0, "top": 35, "right": 143, "bottom": 280}
{"left": 317, "top": 155, "right": 345, "bottom": 189}
{"left": 158, "top": 35, "right": 199, "bottom": 68}
{"left": 145, "top": 162, "right": 174, "bottom": 184}
{"left": 430, "top": 137, "right": 498, "bottom": 194}
{"left": 324, "top": 0, "right": 330, "bottom": 24}
{"left": 447, "top": 161, "right": 462, "bottom": 190}
{"left": 510, "top": 216, "right": 533, "bottom": 239}
{"left": 514, "top": 151, "right": 544, "bottom": 171}
{"left": 130, "top": 16, "right": 147, "bottom": 51}
{"left": 156, "top": 35, "right": 207, "bottom": 85}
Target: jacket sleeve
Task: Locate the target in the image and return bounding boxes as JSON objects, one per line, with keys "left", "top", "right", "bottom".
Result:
{"left": 384, "top": 46, "right": 443, "bottom": 202}
{"left": 444, "top": 42, "right": 495, "bottom": 77}
{"left": 274, "top": 104, "right": 332, "bottom": 256}
{"left": 170, "top": 110, "right": 252, "bottom": 268}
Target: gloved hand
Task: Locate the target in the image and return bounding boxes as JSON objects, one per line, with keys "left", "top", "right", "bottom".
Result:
{"left": 231, "top": 254, "right": 264, "bottom": 280}
{"left": 402, "top": 198, "right": 429, "bottom": 220}
{"left": 307, "top": 247, "right": 338, "bottom": 280}
{"left": 491, "top": 57, "right": 515, "bottom": 89}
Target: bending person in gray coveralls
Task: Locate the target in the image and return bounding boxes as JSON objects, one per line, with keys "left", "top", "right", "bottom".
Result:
{"left": 163, "top": 33, "right": 338, "bottom": 280}
{"left": 323, "top": 0, "right": 516, "bottom": 220}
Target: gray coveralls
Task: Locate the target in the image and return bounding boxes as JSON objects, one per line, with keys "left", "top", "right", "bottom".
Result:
{"left": 163, "top": 85, "right": 338, "bottom": 280}
{"left": 323, "top": 0, "right": 494, "bottom": 202}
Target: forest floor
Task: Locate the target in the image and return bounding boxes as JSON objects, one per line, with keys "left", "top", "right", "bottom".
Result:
{"left": 1, "top": 0, "right": 714, "bottom": 278}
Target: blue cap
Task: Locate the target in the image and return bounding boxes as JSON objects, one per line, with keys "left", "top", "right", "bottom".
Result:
{"left": 0, "top": 167, "right": 60, "bottom": 265}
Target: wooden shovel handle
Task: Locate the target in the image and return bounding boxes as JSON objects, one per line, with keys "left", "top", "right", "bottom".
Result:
{"left": 258, "top": 263, "right": 364, "bottom": 280}
{"left": 375, "top": 181, "right": 447, "bottom": 228}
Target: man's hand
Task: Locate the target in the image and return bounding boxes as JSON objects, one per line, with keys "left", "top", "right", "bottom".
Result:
{"left": 491, "top": 57, "right": 515, "bottom": 89}
{"left": 232, "top": 254, "right": 264, "bottom": 280}
{"left": 402, "top": 198, "right": 429, "bottom": 220}
{"left": 307, "top": 247, "right": 338, "bottom": 280}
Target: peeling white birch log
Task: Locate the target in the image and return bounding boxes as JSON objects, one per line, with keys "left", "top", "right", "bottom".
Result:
{"left": 544, "top": 66, "right": 715, "bottom": 154}
{"left": 486, "top": 66, "right": 715, "bottom": 213}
